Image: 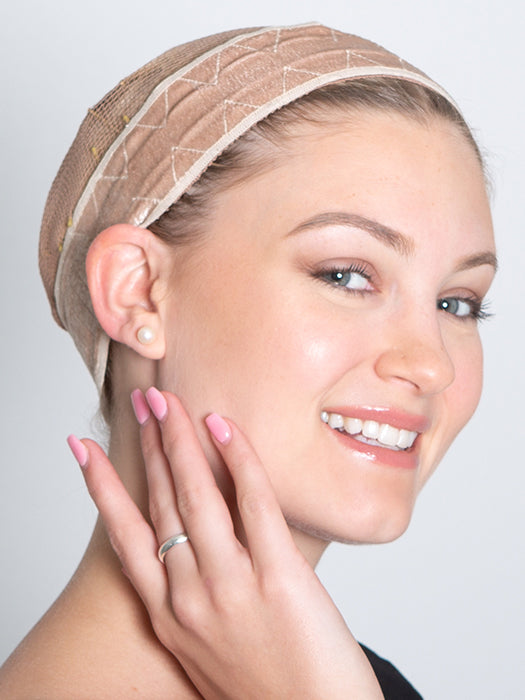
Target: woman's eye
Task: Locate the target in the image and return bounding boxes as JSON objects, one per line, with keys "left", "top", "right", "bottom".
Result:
{"left": 438, "top": 297, "right": 471, "bottom": 317}
{"left": 317, "top": 265, "right": 373, "bottom": 292}
{"left": 437, "top": 296, "right": 490, "bottom": 321}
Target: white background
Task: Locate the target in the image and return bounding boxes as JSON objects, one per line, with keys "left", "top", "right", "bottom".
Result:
{"left": 1, "top": 1, "right": 523, "bottom": 697}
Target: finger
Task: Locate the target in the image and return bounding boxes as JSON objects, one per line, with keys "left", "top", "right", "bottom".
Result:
{"left": 67, "top": 435, "right": 168, "bottom": 609}
{"left": 131, "top": 390, "right": 197, "bottom": 573}
{"left": 145, "top": 388, "right": 244, "bottom": 575}
{"left": 204, "top": 415, "right": 299, "bottom": 572}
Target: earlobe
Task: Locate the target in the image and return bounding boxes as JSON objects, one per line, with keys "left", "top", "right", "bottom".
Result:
{"left": 86, "top": 224, "right": 168, "bottom": 359}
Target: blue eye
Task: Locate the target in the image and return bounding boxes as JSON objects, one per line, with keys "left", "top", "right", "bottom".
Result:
{"left": 438, "top": 296, "right": 491, "bottom": 321}
{"left": 318, "top": 265, "right": 372, "bottom": 292}
{"left": 438, "top": 297, "right": 471, "bottom": 317}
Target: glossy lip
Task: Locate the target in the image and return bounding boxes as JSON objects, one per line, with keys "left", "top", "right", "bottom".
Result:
{"left": 322, "top": 406, "right": 429, "bottom": 470}
{"left": 329, "top": 429, "right": 419, "bottom": 469}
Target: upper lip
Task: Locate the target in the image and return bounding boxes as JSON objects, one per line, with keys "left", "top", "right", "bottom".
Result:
{"left": 322, "top": 406, "right": 430, "bottom": 433}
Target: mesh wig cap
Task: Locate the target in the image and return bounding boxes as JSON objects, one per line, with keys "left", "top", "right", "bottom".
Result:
{"left": 39, "top": 22, "right": 456, "bottom": 390}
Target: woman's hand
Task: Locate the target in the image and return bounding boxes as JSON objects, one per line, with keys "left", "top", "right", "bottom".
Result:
{"left": 68, "top": 388, "right": 383, "bottom": 699}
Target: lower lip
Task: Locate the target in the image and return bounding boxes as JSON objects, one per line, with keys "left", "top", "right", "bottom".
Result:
{"left": 329, "top": 427, "right": 419, "bottom": 470}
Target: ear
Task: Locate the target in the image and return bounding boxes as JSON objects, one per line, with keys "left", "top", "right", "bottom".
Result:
{"left": 86, "top": 224, "right": 171, "bottom": 359}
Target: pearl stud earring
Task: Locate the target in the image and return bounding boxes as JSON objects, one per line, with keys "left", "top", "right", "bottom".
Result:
{"left": 137, "top": 326, "right": 155, "bottom": 345}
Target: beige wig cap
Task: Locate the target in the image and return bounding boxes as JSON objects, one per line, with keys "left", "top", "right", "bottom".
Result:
{"left": 39, "top": 22, "right": 456, "bottom": 391}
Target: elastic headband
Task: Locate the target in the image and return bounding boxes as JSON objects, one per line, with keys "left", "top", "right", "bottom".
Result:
{"left": 39, "top": 22, "right": 456, "bottom": 390}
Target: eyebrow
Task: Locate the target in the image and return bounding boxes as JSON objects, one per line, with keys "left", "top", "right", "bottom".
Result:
{"left": 288, "top": 211, "right": 498, "bottom": 272}
{"left": 288, "top": 212, "right": 414, "bottom": 256}
{"left": 454, "top": 251, "right": 498, "bottom": 273}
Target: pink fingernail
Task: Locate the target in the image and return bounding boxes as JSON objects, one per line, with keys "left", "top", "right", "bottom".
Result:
{"left": 67, "top": 434, "right": 88, "bottom": 468}
{"left": 145, "top": 387, "right": 168, "bottom": 421}
{"left": 205, "top": 413, "right": 232, "bottom": 445}
{"left": 131, "top": 389, "right": 150, "bottom": 425}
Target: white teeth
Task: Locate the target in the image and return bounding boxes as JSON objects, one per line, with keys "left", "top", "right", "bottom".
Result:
{"left": 322, "top": 411, "right": 419, "bottom": 450}
{"left": 379, "top": 423, "right": 401, "bottom": 448}
{"left": 362, "top": 420, "right": 380, "bottom": 439}
{"left": 343, "top": 417, "right": 362, "bottom": 434}
{"left": 328, "top": 413, "right": 344, "bottom": 429}
{"left": 396, "top": 429, "right": 415, "bottom": 449}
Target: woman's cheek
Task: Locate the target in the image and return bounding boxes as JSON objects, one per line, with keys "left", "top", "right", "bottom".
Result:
{"left": 418, "top": 336, "right": 484, "bottom": 490}
{"left": 279, "top": 308, "right": 371, "bottom": 381}
{"left": 451, "top": 335, "right": 484, "bottom": 424}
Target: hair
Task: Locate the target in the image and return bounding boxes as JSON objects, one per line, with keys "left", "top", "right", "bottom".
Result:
{"left": 99, "top": 77, "right": 482, "bottom": 423}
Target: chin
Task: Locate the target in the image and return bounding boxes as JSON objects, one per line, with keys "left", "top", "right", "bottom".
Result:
{"left": 286, "top": 497, "right": 415, "bottom": 547}
{"left": 338, "top": 513, "right": 413, "bottom": 546}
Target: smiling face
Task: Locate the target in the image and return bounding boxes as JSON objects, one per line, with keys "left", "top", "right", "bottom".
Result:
{"left": 157, "top": 111, "right": 495, "bottom": 557}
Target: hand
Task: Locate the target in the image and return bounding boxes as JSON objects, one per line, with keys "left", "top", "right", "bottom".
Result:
{"left": 69, "top": 388, "right": 383, "bottom": 699}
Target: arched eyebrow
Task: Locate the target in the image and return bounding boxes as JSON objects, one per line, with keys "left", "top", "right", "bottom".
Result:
{"left": 287, "top": 212, "right": 414, "bottom": 256}
{"left": 288, "top": 211, "right": 498, "bottom": 272}
{"left": 454, "top": 251, "right": 498, "bottom": 273}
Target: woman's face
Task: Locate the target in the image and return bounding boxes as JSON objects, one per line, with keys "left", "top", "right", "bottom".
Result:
{"left": 158, "top": 111, "right": 495, "bottom": 555}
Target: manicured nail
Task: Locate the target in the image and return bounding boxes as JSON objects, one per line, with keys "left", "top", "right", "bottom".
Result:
{"left": 145, "top": 387, "right": 168, "bottom": 421}
{"left": 205, "top": 413, "right": 232, "bottom": 445}
{"left": 131, "top": 389, "right": 150, "bottom": 425}
{"left": 67, "top": 434, "right": 88, "bottom": 468}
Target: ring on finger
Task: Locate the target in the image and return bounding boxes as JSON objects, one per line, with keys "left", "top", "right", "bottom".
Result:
{"left": 158, "top": 532, "right": 189, "bottom": 563}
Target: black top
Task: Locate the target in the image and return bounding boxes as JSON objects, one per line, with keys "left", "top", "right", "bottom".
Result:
{"left": 360, "top": 645, "right": 423, "bottom": 699}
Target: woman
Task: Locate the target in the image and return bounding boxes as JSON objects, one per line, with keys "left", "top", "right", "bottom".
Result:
{"left": 0, "top": 23, "right": 495, "bottom": 698}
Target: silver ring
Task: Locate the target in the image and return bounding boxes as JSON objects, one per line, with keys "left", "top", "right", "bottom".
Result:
{"left": 158, "top": 533, "right": 189, "bottom": 563}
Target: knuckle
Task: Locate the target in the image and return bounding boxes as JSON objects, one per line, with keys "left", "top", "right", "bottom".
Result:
{"left": 231, "top": 443, "right": 258, "bottom": 473}
{"left": 140, "top": 429, "right": 159, "bottom": 461}
{"left": 258, "top": 555, "right": 301, "bottom": 599}
{"left": 204, "top": 574, "right": 231, "bottom": 606}
{"left": 238, "top": 489, "right": 271, "bottom": 519}
{"left": 170, "top": 590, "right": 205, "bottom": 631}
{"left": 151, "top": 617, "right": 179, "bottom": 653}
{"left": 107, "top": 523, "right": 128, "bottom": 561}
{"left": 176, "top": 483, "right": 206, "bottom": 520}
{"left": 209, "top": 580, "right": 249, "bottom": 618}
{"left": 148, "top": 493, "right": 170, "bottom": 527}
{"left": 259, "top": 569, "right": 294, "bottom": 609}
{"left": 160, "top": 431, "right": 179, "bottom": 459}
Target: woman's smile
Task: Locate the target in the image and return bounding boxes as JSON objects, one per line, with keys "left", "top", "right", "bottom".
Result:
{"left": 158, "top": 110, "right": 495, "bottom": 551}
{"left": 321, "top": 406, "right": 425, "bottom": 470}
{"left": 322, "top": 409, "right": 423, "bottom": 450}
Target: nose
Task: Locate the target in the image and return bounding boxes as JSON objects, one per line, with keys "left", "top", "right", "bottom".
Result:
{"left": 374, "top": 326, "right": 455, "bottom": 396}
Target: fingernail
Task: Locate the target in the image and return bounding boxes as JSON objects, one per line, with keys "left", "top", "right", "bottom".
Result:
{"left": 67, "top": 434, "right": 88, "bottom": 468}
{"left": 131, "top": 389, "right": 150, "bottom": 425}
{"left": 145, "top": 387, "right": 168, "bottom": 421}
{"left": 205, "top": 413, "right": 232, "bottom": 445}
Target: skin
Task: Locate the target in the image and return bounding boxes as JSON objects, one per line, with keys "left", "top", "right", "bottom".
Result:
{"left": 155, "top": 111, "right": 495, "bottom": 557}
{"left": 0, "top": 111, "right": 495, "bottom": 698}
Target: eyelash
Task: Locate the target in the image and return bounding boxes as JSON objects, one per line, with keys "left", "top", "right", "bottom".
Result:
{"left": 313, "top": 264, "right": 493, "bottom": 322}
{"left": 313, "top": 263, "right": 373, "bottom": 295}
{"left": 437, "top": 296, "right": 492, "bottom": 322}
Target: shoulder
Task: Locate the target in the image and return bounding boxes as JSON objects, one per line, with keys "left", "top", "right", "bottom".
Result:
{"left": 0, "top": 587, "right": 201, "bottom": 700}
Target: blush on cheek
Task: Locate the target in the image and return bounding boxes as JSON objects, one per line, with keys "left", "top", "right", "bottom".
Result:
{"left": 455, "top": 353, "right": 484, "bottom": 426}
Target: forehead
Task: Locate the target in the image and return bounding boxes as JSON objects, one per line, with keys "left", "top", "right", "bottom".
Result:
{"left": 208, "top": 111, "right": 494, "bottom": 255}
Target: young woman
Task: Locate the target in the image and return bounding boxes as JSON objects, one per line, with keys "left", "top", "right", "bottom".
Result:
{"left": 0, "top": 23, "right": 496, "bottom": 698}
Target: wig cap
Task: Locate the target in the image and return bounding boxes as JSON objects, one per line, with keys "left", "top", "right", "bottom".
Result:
{"left": 39, "top": 22, "right": 455, "bottom": 390}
